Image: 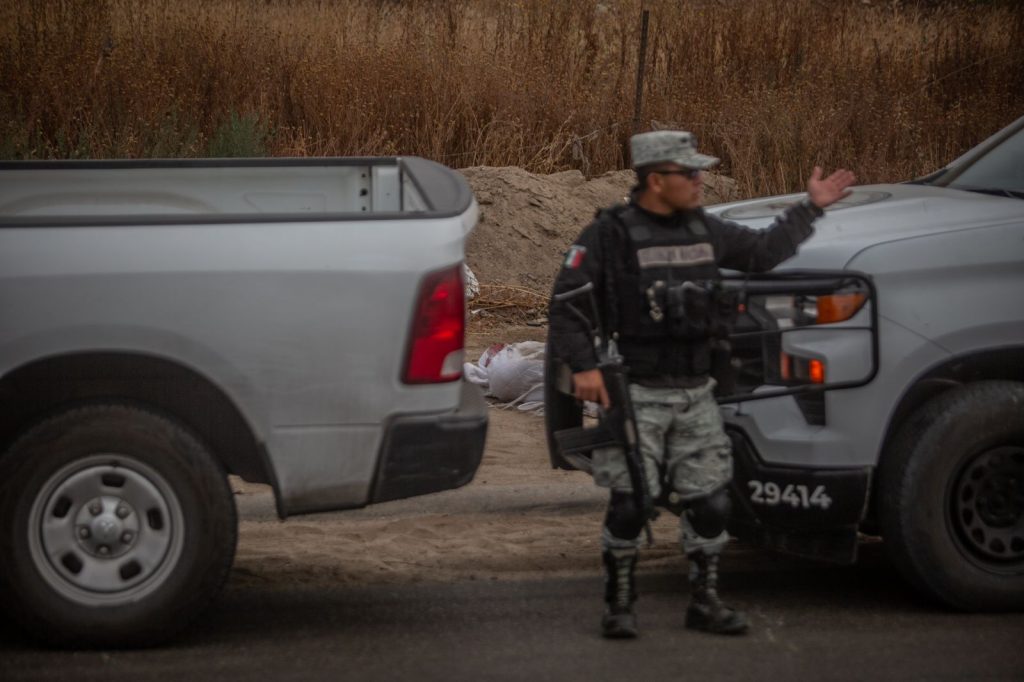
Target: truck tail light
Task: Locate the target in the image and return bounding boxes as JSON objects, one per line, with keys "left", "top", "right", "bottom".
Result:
{"left": 403, "top": 264, "right": 465, "bottom": 384}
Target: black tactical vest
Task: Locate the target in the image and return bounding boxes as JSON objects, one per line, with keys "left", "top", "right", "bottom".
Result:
{"left": 602, "top": 204, "right": 721, "bottom": 377}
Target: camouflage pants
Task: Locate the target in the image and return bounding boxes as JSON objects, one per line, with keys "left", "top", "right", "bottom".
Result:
{"left": 593, "top": 379, "right": 733, "bottom": 554}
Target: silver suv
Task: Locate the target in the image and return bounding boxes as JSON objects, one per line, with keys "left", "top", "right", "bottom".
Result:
{"left": 702, "top": 115, "right": 1024, "bottom": 612}
{"left": 546, "top": 116, "right": 1023, "bottom": 612}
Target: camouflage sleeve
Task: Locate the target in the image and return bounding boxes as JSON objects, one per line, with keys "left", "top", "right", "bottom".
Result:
{"left": 707, "top": 200, "right": 824, "bottom": 273}
{"left": 547, "top": 218, "right": 607, "bottom": 373}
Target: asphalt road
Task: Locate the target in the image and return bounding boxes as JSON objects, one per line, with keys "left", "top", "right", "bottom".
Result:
{"left": 3, "top": 406, "right": 1022, "bottom": 680}
{"left": 3, "top": 541, "right": 1022, "bottom": 682}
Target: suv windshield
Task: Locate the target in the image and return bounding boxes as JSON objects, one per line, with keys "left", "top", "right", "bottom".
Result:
{"left": 946, "top": 125, "right": 1024, "bottom": 197}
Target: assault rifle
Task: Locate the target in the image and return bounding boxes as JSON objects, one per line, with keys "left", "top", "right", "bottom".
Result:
{"left": 550, "top": 282, "right": 657, "bottom": 541}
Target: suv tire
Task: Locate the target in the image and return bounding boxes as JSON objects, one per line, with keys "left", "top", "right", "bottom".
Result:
{"left": 878, "top": 380, "right": 1024, "bottom": 611}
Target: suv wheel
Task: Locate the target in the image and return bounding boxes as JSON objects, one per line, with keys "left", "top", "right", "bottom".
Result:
{"left": 879, "top": 380, "right": 1024, "bottom": 611}
{"left": 0, "top": 404, "right": 237, "bottom": 647}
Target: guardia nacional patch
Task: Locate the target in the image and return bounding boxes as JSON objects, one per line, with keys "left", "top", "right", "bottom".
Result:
{"left": 564, "top": 245, "right": 587, "bottom": 269}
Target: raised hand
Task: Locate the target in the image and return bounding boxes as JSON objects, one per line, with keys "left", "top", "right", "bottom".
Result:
{"left": 807, "top": 166, "right": 857, "bottom": 209}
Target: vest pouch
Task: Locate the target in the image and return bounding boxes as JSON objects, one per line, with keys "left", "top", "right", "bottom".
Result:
{"left": 666, "top": 281, "right": 710, "bottom": 339}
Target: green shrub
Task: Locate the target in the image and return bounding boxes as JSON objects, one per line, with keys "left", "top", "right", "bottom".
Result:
{"left": 206, "top": 112, "right": 270, "bottom": 158}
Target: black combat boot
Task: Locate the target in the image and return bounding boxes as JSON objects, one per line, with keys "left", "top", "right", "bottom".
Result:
{"left": 601, "top": 548, "right": 638, "bottom": 639}
{"left": 685, "top": 552, "right": 748, "bottom": 635}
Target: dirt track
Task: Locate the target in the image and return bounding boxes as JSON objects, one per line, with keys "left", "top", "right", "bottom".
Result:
{"left": 229, "top": 326, "right": 708, "bottom": 587}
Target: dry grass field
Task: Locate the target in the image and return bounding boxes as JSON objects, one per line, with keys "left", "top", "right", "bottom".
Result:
{"left": 1, "top": 0, "right": 1022, "bottom": 197}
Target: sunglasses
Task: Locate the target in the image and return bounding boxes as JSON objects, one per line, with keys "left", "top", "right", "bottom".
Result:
{"left": 653, "top": 168, "right": 701, "bottom": 179}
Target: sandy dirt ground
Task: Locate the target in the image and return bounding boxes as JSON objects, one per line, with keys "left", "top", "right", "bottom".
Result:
{"left": 229, "top": 325, "right": 716, "bottom": 589}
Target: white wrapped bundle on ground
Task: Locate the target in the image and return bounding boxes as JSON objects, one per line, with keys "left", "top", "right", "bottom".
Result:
{"left": 463, "top": 341, "right": 546, "bottom": 413}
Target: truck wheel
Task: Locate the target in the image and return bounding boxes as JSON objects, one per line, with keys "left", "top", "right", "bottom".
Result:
{"left": 878, "top": 380, "right": 1024, "bottom": 611}
{"left": 0, "top": 404, "right": 237, "bottom": 647}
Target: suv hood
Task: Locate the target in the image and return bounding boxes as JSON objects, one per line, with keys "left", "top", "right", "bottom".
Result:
{"left": 705, "top": 183, "right": 1024, "bottom": 269}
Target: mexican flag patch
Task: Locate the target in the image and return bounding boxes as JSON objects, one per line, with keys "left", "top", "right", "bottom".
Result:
{"left": 564, "top": 245, "right": 587, "bottom": 269}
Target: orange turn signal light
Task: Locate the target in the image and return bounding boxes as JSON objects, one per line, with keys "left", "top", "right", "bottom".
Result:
{"left": 816, "top": 293, "right": 867, "bottom": 324}
{"left": 779, "top": 352, "right": 826, "bottom": 384}
{"left": 809, "top": 359, "right": 825, "bottom": 384}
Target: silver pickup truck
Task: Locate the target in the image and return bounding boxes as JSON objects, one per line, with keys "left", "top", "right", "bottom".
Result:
{"left": 0, "top": 157, "right": 488, "bottom": 646}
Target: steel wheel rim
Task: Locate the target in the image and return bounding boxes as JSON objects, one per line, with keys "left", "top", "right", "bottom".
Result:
{"left": 950, "top": 445, "right": 1024, "bottom": 571}
{"left": 27, "top": 454, "right": 186, "bottom": 606}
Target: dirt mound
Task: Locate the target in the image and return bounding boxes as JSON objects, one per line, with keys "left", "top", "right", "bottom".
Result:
{"left": 461, "top": 167, "right": 738, "bottom": 295}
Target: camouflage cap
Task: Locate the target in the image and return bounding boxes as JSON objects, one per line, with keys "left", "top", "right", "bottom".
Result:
{"left": 630, "top": 130, "right": 719, "bottom": 170}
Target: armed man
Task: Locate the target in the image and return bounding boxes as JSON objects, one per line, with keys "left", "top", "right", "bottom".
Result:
{"left": 547, "top": 130, "right": 855, "bottom": 638}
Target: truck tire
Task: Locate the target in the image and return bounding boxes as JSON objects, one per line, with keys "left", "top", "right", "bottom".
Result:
{"left": 878, "top": 380, "right": 1024, "bottom": 611}
{"left": 0, "top": 403, "right": 237, "bottom": 647}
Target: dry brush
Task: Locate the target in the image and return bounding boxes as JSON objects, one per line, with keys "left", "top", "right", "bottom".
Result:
{"left": 1, "top": 0, "right": 1022, "bottom": 197}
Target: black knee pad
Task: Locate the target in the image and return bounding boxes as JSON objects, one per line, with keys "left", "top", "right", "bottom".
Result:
{"left": 605, "top": 491, "right": 645, "bottom": 540}
{"left": 686, "top": 487, "right": 732, "bottom": 539}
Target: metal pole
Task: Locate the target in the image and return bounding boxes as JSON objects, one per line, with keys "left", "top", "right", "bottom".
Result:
{"left": 633, "top": 9, "right": 650, "bottom": 135}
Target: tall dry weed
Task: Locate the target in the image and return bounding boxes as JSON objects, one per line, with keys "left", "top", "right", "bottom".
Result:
{"left": 1, "top": 0, "right": 1022, "bottom": 197}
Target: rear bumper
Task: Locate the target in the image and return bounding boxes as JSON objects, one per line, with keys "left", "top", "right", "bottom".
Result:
{"left": 371, "top": 379, "right": 488, "bottom": 503}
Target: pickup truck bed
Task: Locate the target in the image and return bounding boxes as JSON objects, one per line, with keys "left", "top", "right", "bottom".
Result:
{"left": 0, "top": 156, "right": 487, "bottom": 646}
